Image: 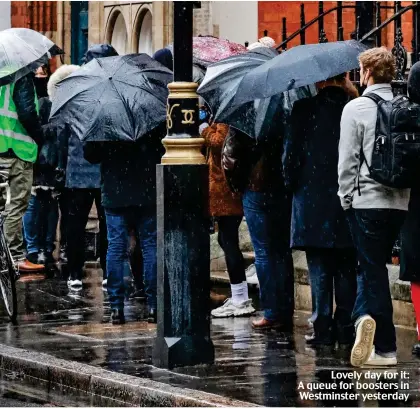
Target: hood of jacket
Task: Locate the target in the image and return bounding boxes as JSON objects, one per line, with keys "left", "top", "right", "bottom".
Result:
{"left": 82, "top": 44, "right": 119, "bottom": 64}
{"left": 47, "top": 64, "right": 80, "bottom": 100}
{"left": 408, "top": 62, "right": 420, "bottom": 104}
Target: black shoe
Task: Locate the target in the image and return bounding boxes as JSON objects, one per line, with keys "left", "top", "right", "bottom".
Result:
{"left": 129, "top": 288, "right": 145, "bottom": 300}
{"left": 412, "top": 343, "right": 420, "bottom": 356}
{"left": 60, "top": 248, "right": 68, "bottom": 264}
{"left": 147, "top": 307, "right": 157, "bottom": 324}
{"left": 305, "top": 333, "right": 334, "bottom": 347}
{"left": 37, "top": 250, "right": 46, "bottom": 265}
{"left": 26, "top": 252, "right": 39, "bottom": 264}
{"left": 111, "top": 309, "right": 125, "bottom": 325}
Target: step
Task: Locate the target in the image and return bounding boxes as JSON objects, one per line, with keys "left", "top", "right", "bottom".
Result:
{"left": 211, "top": 250, "right": 416, "bottom": 329}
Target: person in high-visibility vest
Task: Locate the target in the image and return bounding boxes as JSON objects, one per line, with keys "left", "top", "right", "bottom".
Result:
{"left": 0, "top": 72, "right": 44, "bottom": 272}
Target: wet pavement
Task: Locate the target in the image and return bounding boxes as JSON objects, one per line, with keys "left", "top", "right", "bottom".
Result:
{"left": 0, "top": 266, "right": 419, "bottom": 407}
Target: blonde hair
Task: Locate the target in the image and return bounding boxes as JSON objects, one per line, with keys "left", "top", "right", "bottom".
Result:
{"left": 358, "top": 47, "right": 396, "bottom": 84}
{"left": 47, "top": 64, "right": 80, "bottom": 100}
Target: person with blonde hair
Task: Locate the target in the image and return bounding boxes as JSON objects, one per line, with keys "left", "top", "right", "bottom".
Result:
{"left": 338, "top": 47, "right": 410, "bottom": 367}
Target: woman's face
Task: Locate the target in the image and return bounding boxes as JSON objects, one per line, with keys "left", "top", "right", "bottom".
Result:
{"left": 35, "top": 66, "right": 48, "bottom": 78}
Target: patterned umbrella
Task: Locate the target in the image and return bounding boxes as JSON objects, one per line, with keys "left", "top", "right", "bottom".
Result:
{"left": 166, "top": 36, "right": 247, "bottom": 68}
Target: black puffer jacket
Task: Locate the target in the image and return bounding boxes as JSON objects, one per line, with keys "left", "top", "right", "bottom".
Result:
{"left": 0, "top": 74, "right": 43, "bottom": 159}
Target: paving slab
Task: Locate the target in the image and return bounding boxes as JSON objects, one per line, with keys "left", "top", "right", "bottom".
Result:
{"left": 0, "top": 267, "right": 418, "bottom": 406}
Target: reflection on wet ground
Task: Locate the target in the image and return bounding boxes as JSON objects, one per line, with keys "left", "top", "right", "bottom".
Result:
{"left": 0, "top": 267, "right": 418, "bottom": 407}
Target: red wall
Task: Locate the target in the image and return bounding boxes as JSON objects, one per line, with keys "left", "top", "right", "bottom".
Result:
{"left": 258, "top": 1, "right": 414, "bottom": 51}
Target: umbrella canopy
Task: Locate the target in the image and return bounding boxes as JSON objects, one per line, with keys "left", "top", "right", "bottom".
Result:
{"left": 166, "top": 36, "right": 247, "bottom": 68}
{"left": 233, "top": 40, "right": 367, "bottom": 105}
{"left": 0, "top": 28, "right": 62, "bottom": 86}
{"left": 198, "top": 47, "right": 314, "bottom": 140}
{"left": 50, "top": 53, "right": 172, "bottom": 142}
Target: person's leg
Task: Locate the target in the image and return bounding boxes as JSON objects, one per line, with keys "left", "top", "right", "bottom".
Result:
{"left": 347, "top": 209, "right": 405, "bottom": 363}
{"left": 130, "top": 231, "right": 144, "bottom": 294}
{"left": 217, "top": 216, "right": 246, "bottom": 285}
{"left": 66, "top": 189, "right": 94, "bottom": 281}
{"left": 94, "top": 190, "right": 108, "bottom": 279}
{"left": 411, "top": 282, "right": 420, "bottom": 356}
{"left": 4, "top": 159, "right": 33, "bottom": 261}
{"left": 58, "top": 190, "right": 68, "bottom": 261}
{"left": 305, "top": 248, "right": 334, "bottom": 344}
{"left": 22, "top": 194, "right": 41, "bottom": 261}
{"left": 105, "top": 207, "right": 129, "bottom": 315}
{"left": 212, "top": 215, "right": 255, "bottom": 317}
{"left": 45, "top": 192, "right": 59, "bottom": 259}
{"left": 332, "top": 248, "right": 358, "bottom": 345}
{"left": 243, "top": 190, "right": 294, "bottom": 326}
{"left": 136, "top": 206, "right": 157, "bottom": 312}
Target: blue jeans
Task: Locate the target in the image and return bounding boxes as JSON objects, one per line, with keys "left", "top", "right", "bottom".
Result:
{"left": 242, "top": 189, "right": 294, "bottom": 322}
{"left": 105, "top": 206, "right": 157, "bottom": 310}
{"left": 346, "top": 209, "right": 406, "bottom": 353}
{"left": 305, "top": 248, "right": 357, "bottom": 344}
{"left": 23, "top": 192, "right": 58, "bottom": 255}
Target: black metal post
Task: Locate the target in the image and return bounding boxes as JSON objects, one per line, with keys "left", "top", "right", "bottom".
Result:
{"left": 375, "top": 2, "right": 382, "bottom": 46}
{"left": 152, "top": 1, "right": 214, "bottom": 369}
{"left": 413, "top": 1, "right": 420, "bottom": 63}
{"left": 337, "top": 1, "right": 343, "bottom": 41}
{"left": 318, "top": 2, "right": 328, "bottom": 43}
{"left": 300, "top": 3, "right": 306, "bottom": 45}
{"left": 282, "top": 17, "right": 287, "bottom": 50}
{"left": 356, "top": 1, "right": 375, "bottom": 44}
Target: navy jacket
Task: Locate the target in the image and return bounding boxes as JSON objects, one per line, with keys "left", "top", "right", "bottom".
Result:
{"left": 84, "top": 124, "right": 166, "bottom": 209}
{"left": 284, "top": 86, "right": 353, "bottom": 249}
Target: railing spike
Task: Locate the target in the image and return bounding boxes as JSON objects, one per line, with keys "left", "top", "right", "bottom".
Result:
{"left": 300, "top": 3, "right": 306, "bottom": 45}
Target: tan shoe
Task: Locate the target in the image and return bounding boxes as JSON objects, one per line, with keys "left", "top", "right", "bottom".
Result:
{"left": 252, "top": 317, "right": 293, "bottom": 332}
{"left": 210, "top": 291, "right": 227, "bottom": 309}
{"left": 18, "top": 260, "right": 45, "bottom": 272}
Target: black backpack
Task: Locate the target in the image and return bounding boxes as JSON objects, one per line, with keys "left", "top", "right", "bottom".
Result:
{"left": 362, "top": 93, "right": 420, "bottom": 188}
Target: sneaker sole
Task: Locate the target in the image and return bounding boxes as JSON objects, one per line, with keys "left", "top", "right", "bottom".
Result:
{"left": 350, "top": 316, "right": 376, "bottom": 367}
{"left": 211, "top": 310, "right": 235, "bottom": 318}
{"left": 364, "top": 359, "right": 397, "bottom": 367}
{"left": 234, "top": 307, "right": 256, "bottom": 317}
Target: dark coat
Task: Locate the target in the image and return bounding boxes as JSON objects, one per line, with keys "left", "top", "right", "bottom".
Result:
{"left": 284, "top": 86, "right": 353, "bottom": 249}
{"left": 400, "top": 187, "right": 420, "bottom": 281}
{"left": 84, "top": 123, "right": 166, "bottom": 209}
{"left": 57, "top": 123, "right": 101, "bottom": 189}
{"left": 34, "top": 97, "right": 56, "bottom": 187}
{"left": 399, "top": 61, "right": 420, "bottom": 282}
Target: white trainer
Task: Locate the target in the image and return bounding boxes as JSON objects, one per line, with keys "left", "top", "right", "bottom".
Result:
{"left": 67, "top": 279, "right": 82, "bottom": 288}
{"left": 364, "top": 347, "right": 397, "bottom": 367}
{"left": 245, "top": 264, "right": 259, "bottom": 286}
{"left": 211, "top": 298, "right": 256, "bottom": 318}
{"left": 350, "top": 315, "right": 376, "bottom": 367}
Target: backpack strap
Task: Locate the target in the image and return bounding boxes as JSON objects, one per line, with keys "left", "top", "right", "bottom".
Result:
{"left": 362, "top": 92, "right": 384, "bottom": 104}
{"left": 356, "top": 93, "right": 383, "bottom": 195}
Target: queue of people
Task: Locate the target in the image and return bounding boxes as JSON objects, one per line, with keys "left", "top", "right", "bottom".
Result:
{"left": 2, "top": 37, "right": 420, "bottom": 368}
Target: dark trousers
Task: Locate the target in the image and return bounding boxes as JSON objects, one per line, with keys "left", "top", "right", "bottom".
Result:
{"left": 66, "top": 188, "right": 107, "bottom": 280}
{"left": 347, "top": 208, "right": 406, "bottom": 354}
{"left": 217, "top": 216, "right": 245, "bottom": 285}
{"left": 243, "top": 189, "right": 294, "bottom": 322}
{"left": 305, "top": 248, "right": 357, "bottom": 344}
{"left": 58, "top": 191, "right": 68, "bottom": 250}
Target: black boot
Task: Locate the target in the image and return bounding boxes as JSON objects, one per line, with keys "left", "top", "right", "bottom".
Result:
{"left": 412, "top": 343, "right": 420, "bottom": 356}
{"left": 147, "top": 307, "right": 157, "bottom": 324}
{"left": 111, "top": 309, "right": 125, "bottom": 325}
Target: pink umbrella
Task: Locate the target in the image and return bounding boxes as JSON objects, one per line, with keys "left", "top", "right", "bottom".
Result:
{"left": 166, "top": 36, "right": 247, "bottom": 67}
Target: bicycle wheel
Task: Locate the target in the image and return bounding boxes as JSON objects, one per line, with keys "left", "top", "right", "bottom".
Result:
{"left": 0, "top": 228, "right": 17, "bottom": 323}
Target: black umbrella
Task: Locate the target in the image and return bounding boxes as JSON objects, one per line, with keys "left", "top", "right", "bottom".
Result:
{"left": 233, "top": 40, "right": 367, "bottom": 105}
{"left": 0, "top": 28, "right": 63, "bottom": 86}
{"left": 198, "top": 47, "right": 314, "bottom": 140}
{"left": 50, "top": 53, "right": 172, "bottom": 142}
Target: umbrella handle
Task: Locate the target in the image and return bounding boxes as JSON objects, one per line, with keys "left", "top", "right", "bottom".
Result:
{"left": 287, "top": 79, "right": 296, "bottom": 90}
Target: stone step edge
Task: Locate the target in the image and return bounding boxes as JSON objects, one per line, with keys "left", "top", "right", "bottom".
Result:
{"left": 0, "top": 343, "right": 259, "bottom": 408}
{"left": 211, "top": 251, "right": 412, "bottom": 304}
